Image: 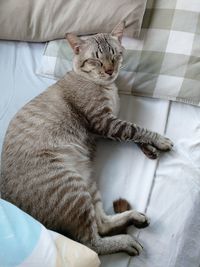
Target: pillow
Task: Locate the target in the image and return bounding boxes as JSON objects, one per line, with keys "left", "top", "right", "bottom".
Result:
{"left": 0, "top": 0, "right": 147, "bottom": 42}
{"left": 0, "top": 199, "right": 100, "bottom": 267}
{"left": 38, "top": 0, "right": 200, "bottom": 106}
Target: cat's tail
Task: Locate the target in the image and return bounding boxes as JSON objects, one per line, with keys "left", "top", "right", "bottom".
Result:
{"left": 113, "top": 198, "right": 131, "bottom": 213}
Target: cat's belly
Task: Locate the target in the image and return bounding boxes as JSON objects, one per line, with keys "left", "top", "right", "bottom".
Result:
{"left": 61, "top": 141, "right": 95, "bottom": 180}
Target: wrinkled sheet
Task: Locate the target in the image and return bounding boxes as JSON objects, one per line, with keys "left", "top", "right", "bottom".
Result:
{"left": 0, "top": 41, "right": 200, "bottom": 267}
{"left": 98, "top": 101, "right": 200, "bottom": 267}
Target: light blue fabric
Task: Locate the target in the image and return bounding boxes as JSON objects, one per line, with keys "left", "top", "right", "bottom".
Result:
{"left": 0, "top": 199, "right": 42, "bottom": 266}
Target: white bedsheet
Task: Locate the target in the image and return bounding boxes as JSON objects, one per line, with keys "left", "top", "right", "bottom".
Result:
{"left": 0, "top": 41, "right": 200, "bottom": 267}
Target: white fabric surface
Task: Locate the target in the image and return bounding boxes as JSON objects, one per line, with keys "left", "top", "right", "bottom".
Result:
{"left": 0, "top": 41, "right": 200, "bottom": 267}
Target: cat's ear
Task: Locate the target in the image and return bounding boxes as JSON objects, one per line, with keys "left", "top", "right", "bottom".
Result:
{"left": 111, "top": 21, "right": 125, "bottom": 43}
{"left": 65, "top": 33, "right": 84, "bottom": 55}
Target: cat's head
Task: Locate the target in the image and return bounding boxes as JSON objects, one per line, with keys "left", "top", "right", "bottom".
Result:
{"left": 66, "top": 21, "right": 125, "bottom": 85}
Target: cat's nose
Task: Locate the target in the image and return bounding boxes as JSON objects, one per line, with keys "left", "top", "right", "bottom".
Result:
{"left": 105, "top": 69, "right": 114, "bottom": 76}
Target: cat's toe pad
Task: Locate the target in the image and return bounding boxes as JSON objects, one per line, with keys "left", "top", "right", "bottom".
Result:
{"left": 140, "top": 144, "right": 159, "bottom": 159}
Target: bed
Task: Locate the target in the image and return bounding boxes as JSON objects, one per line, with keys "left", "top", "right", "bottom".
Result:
{"left": 0, "top": 40, "right": 200, "bottom": 267}
{"left": 1, "top": 0, "right": 200, "bottom": 265}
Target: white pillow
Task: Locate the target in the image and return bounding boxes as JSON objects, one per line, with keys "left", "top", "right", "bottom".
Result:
{"left": 0, "top": 0, "right": 147, "bottom": 41}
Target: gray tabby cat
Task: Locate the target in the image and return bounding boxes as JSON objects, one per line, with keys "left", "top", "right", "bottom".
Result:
{"left": 1, "top": 22, "right": 173, "bottom": 256}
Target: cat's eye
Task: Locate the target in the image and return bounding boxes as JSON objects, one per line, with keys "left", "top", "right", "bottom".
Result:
{"left": 95, "top": 51, "right": 99, "bottom": 58}
{"left": 87, "top": 58, "right": 102, "bottom": 67}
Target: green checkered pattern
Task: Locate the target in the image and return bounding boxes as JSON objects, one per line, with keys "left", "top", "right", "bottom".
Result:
{"left": 39, "top": 0, "right": 200, "bottom": 106}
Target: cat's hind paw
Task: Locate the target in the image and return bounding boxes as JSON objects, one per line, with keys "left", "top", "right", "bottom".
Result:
{"left": 124, "top": 236, "right": 143, "bottom": 256}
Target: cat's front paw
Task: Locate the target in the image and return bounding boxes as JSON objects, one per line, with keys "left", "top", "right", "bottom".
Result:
{"left": 138, "top": 143, "right": 159, "bottom": 160}
{"left": 154, "top": 134, "right": 173, "bottom": 151}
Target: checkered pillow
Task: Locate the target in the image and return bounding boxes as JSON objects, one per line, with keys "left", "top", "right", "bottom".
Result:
{"left": 38, "top": 0, "right": 200, "bottom": 106}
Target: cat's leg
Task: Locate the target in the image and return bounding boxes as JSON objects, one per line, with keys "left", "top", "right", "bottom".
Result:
{"left": 77, "top": 202, "right": 143, "bottom": 255}
{"left": 54, "top": 173, "right": 142, "bottom": 255}
{"left": 81, "top": 201, "right": 144, "bottom": 255}
{"left": 88, "top": 181, "right": 149, "bottom": 236}
{"left": 96, "top": 204, "right": 149, "bottom": 236}
{"left": 87, "top": 107, "right": 173, "bottom": 151}
{"left": 88, "top": 234, "right": 143, "bottom": 256}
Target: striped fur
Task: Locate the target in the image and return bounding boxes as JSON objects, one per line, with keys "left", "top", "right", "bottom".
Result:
{"left": 1, "top": 22, "right": 173, "bottom": 256}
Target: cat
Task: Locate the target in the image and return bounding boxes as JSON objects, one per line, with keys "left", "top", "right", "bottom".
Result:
{"left": 0, "top": 21, "right": 173, "bottom": 256}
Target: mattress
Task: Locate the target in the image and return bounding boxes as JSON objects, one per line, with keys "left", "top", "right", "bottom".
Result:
{"left": 0, "top": 41, "right": 200, "bottom": 267}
